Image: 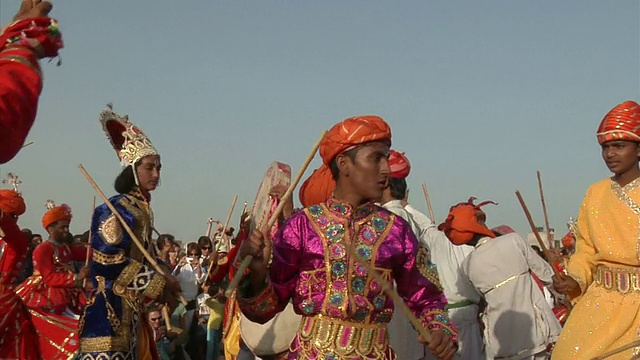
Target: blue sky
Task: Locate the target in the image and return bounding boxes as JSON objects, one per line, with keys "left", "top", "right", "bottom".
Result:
{"left": 1, "top": 1, "right": 638, "bottom": 241}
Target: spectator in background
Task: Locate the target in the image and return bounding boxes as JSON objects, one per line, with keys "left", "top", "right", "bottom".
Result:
{"left": 197, "top": 236, "right": 215, "bottom": 274}
{"left": 173, "top": 242, "right": 206, "bottom": 347}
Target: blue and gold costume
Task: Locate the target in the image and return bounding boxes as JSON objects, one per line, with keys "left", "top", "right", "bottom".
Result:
{"left": 78, "top": 189, "right": 165, "bottom": 359}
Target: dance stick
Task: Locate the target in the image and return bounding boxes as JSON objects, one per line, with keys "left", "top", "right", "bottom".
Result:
{"left": 78, "top": 164, "right": 188, "bottom": 306}
{"left": 82, "top": 196, "right": 96, "bottom": 287}
{"left": 225, "top": 130, "right": 327, "bottom": 297}
{"left": 204, "top": 196, "right": 238, "bottom": 284}
{"left": 421, "top": 182, "right": 436, "bottom": 223}
{"left": 537, "top": 171, "right": 554, "bottom": 249}
{"left": 161, "top": 306, "right": 183, "bottom": 335}
{"left": 592, "top": 339, "right": 640, "bottom": 360}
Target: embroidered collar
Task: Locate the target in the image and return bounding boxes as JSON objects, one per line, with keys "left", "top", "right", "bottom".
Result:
{"left": 325, "top": 197, "right": 377, "bottom": 220}
{"left": 128, "top": 187, "right": 151, "bottom": 203}
{"left": 611, "top": 176, "right": 640, "bottom": 193}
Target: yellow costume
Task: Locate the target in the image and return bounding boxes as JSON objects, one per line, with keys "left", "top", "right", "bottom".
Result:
{"left": 552, "top": 177, "right": 640, "bottom": 359}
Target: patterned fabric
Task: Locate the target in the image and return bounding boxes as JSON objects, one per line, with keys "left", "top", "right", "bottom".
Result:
{"left": 298, "top": 115, "right": 392, "bottom": 208}
{"left": 238, "top": 198, "right": 456, "bottom": 359}
{"left": 596, "top": 100, "right": 640, "bottom": 144}
{"left": 388, "top": 150, "right": 410, "bottom": 179}
{"left": 552, "top": 178, "right": 640, "bottom": 359}
{"left": 100, "top": 105, "right": 158, "bottom": 167}
{"left": 78, "top": 188, "right": 165, "bottom": 359}
{"left": 0, "top": 215, "right": 40, "bottom": 359}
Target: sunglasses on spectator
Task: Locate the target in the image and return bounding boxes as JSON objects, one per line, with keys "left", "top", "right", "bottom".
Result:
{"left": 201, "top": 246, "right": 211, "bottom": 250}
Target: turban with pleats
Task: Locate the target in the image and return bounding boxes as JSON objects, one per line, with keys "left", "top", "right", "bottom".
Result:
{"left": 597, "top": 100, "right": 640, "bottom": 144}
{"left": 0, "top": 190, "right": 25, "bottom": 216}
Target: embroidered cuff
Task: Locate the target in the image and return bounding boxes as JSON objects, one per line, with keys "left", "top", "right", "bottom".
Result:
{"left": 142, "top": 273, "right": 166, "bottom": 300}
{"left": 567, "top": 271, "right": 587, "bottom": 295}
{"left": 421, "top": 309, "right": 458, "bottom": 342}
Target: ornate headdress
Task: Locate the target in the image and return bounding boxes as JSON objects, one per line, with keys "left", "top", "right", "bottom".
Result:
{"left": 0, "top": 172, "right": 25, "bottom": 216}
{"left": 100, "top": 104, "right": 158, "bottom": 167}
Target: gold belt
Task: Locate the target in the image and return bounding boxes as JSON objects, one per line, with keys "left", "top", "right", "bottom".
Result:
{"left": 297, "top": 315, "right": 390, "bottom": 358}
{"left": 595, "top": 265, "right": 640, "bottom": 294}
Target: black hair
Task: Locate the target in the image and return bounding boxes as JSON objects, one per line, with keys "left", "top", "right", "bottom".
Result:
{"left": 388, "top": 177, "right": 408, "bottom": 200}
{"left": 157, "top": 234, "right": 175, "bottom": 249}
{"left": 114, "top": 165, "right": 137, "bottom": 194}
{"left": 197, "top": 236, "right": 212, "bottom": 248}
{"left": 329, "top": 147, "right": 359, "bottom": 180}
{"left": 186, "top": 242, "right": 201, "bottom": 257}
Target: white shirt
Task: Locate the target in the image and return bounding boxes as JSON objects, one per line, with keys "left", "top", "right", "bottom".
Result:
{"left": 404, "top": 204, "right": 480, "bottom": 305}
{"left": 173, "top": 261, "right": 207, "bottom": 301}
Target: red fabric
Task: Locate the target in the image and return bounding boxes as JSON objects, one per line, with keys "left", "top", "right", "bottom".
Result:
{"left": 561, "top": 231, "right": 575, "bottom": 248}
{"left": 531, "top": 272, "right": 545, "bottom": 292}
{"left": 299, "top": 115, "right": 392, "bottom": 207}
{"left": 16, "top": 241, "right": 86, "bottom": 315}
{"left": 29, "top": 310, "right": 79, "bottom": 360}
{"left": 0, "top": 189, "right": 25, "bottom": 215}
{"left": 0, "top": 17, "right": 63, "bottom": 164}
{"left": 597, "top": 100, "right": 640, "bottom": 144}
{"left": 438, "top": 197, "right": 497, "bottom": 245}
{"left": 42, "top": 204, "right": 72, "bottom": 229}
{"left": 0, "top": 215, "right": 41, "bottom": 359}
{"left": 388, "top": 150, "right": 410, "bottom": 178}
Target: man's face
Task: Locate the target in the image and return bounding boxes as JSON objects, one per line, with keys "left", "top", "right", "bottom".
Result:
{"left": 601, "top": 140, "right": 640, "bottom": 176}
{"left": 147, "top": 310, "right": 161, "bottom": 329}
{"left": 136, "top": 155, "right": 161, "bottom": 193}
{"left": 47, "top": 221, "right": 70, "bottom": 242}
{"left": 338, "top": 142, "right": 391, "bottom": 202}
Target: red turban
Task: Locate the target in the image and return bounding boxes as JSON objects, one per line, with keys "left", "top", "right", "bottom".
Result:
{"left": 299, "top": 115, "right": 392, "bottom": 207}
{"left": 0, "top": 190, "right": 26, "bottom": 216}
{"left": 42, "top": 204, "right": 72, "bottom": 229}
{"left": 438, "top": 197, "right": 497, "bottom": 245}
{"left": 561, "top": 231, "right": 575, "bottom": 248}
{"left": 597, "top": 100, "right": 640, "bottom": 144}
{"left": 388, "top": 150, "right": 410, "bottom": 179}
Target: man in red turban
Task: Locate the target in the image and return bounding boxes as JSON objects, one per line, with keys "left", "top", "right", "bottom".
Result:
{"left": 440, "top": 198, "right": 561, "bottom": 359}
{"left": 16, "top": 202, "right": 89, "bottom": 359}
{"left": 239, "top": 115, "right": 458, "bottom": 359}
{"left": 552, "top": 100, "right": 640, "bottom": 359}
{"left": 0, "top": 189, "right": 42, "bottom": 359}
{"left": 299, "top": 115, "right": 391, "bottom": 207}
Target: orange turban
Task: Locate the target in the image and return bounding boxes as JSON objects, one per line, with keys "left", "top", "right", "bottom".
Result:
{"left": 388, "top": 150, "right": 410, "bottom": 179}
{"left": 42, "top": 204, "right": 72, "bottom": 229}
{"left": 0, "top": 190, "right": 26, "bottom": 216}
{"left": 597, "top": 100, "right": 640, "bottom": 144}
{"left": 561, "top": 231, "right": 575, "bottom": 248}
{"left": 438, "top": 197, "right": 497, "bottom": 245}
{"left": 299, "top": 115, "right": 392, "bottom": 207}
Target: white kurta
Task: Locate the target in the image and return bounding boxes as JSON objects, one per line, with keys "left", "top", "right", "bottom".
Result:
{"left": 405, "top": 204, "right": 485, "bottom": 360}
{"left": 382, "top": 200, "right": 429, "bottom": 360}
{"left": 462, "top": 234, "right": 561, "bottom": 360}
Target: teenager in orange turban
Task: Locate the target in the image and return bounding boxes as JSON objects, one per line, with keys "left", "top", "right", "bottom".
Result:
{"left": 241, "top": 115, "right": 458, "bottom": 359}
{"left": 437, "top": 197, "right": 497, "bottom": 245}
{"left": 552, "top": 100, "right": 640, "bottom": 359}
{"left": 299, "top": 115, "right": 391, "bottom": 207}
{"left": 41, "top": 204, "right": 72, "bottom": 230}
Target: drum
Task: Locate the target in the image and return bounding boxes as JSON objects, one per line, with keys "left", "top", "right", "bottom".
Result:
{"left": 240, "top": 302, "right": 302, "bottom": 356}
{"left": 238, "top": 161, "right": 301, "bottom": 356}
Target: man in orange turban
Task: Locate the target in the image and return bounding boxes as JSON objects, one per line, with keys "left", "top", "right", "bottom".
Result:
{"left": 0, "top": 188, "right": 41, "bottom": 359}
{"left": 239, "top": 115, "right": 458, "bottom": 360}
{"left": 440, "top": 198, "right": 561, "bottom": 359}
{"left": 16, "top": 202, "right": 89, "bottom": 359}
{"left": 299, "top": 115, "right": 391, "bottom": 207}
{"left": 552, "top": 100, "right": 640, "bottom": 359}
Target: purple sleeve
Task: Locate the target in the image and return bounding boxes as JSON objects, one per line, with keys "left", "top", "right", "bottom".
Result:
{"left": 393, "top": 221, "right": 458, "bottom": 340}
{"left": 237, "top": 213, "right": 304, "bottom": 324}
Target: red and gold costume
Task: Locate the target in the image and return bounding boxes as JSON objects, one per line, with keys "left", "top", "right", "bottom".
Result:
{"left": 0, "top": 190, "right": 40, "bottom": 359}
{"left": 16, "top": 202, "right": 87, "bottom": 359}
{"left": 0, "top": 17, "right": 63, "bottom": 164}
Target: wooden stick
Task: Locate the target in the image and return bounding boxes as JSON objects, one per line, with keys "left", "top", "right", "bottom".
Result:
{"left": 78, "top": 164, "right": 188, "bottom": 306}
{"left": 82, "top": 196, "right": 96, "bottom": 287}
{"left": 536, "top": 171, "right": 554, "bottom": 249}
{"left": 592, "top": 339, "right": 640, "bottom": 360}
{"left": 225, "top": 130, "right": 327, "bottom": 297}
{"left": 516, "top": 191, "right": 574, "bottom": 313}
{"left": 347, "top": 246, "right": 433, "bottom": 343}
{"left": 515, "top": 191, "right": 559, "bottom": 276}
{"left": 421, "top": 182, "right": 436, "bottom": 223}
{"left": 214, "top": 195, "right": 238, "bottom": 253}
{"left": 161, "top": 305, "right": 183, "bottom": 335}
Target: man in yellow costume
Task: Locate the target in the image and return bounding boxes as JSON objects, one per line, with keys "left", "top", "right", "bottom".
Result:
{"left": 553, "top": 100, "right": 640, "bottom": 359}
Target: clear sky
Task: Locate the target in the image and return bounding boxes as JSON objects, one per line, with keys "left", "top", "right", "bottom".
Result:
{"left": 0, "top": 1, "right": 638, "bottom": 242}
